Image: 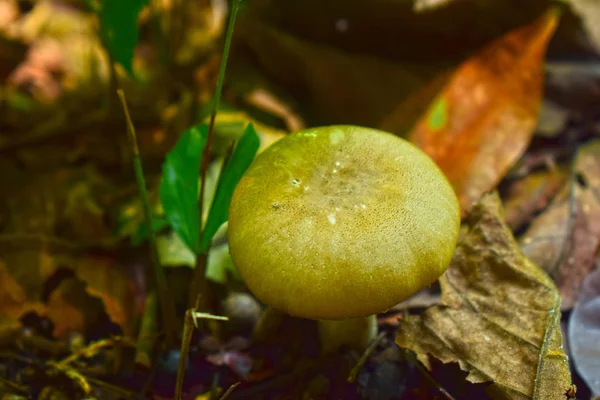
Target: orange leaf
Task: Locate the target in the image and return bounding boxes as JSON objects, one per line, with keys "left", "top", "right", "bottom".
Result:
{"left": 409, "top": 9, "right": 560, "bottom": 215}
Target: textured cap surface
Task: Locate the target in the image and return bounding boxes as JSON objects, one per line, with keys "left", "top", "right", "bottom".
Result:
{"left": 228, "top": 125, "right": 460, "bottom": 319}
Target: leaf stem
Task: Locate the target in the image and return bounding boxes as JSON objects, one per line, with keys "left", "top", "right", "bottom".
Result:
{"left": 190, "top": 0, "right": 242, "bottom": 311}
{"left": 117, "top": 89, "right": 178, "bottom": 347}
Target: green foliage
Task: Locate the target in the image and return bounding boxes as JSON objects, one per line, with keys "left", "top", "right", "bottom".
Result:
{"left": 200, "top": 123, "right": 260, "bottom": 251}
{"left": 159, "top": 125, "right": 208, "bottom": 254}
{"left": 89, "top": 0, "right": 147, "bottom": 75}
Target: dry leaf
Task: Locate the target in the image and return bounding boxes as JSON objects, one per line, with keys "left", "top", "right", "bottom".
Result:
{"left": 520, "top": 140, "right": 600, "bottom": 309}
{"left": 243, "top": 0, "right": 548, "bottom": 64}
{"left": 409, "top": 9, "right": 560, "bottom": 215}
{"left": 564, "top": 0, "right": 600, "bottom": 55}
{"left": 0, "top": 239, "right": 145, "bottom": 338}
{"left": 396, "top": 192, "right": 571, "bottom": 400}
{"left": 502, "top": 168, "right": 567, "bottom": 232}
{"left": 235, "top": 18, "right": 439, "bottom": 129}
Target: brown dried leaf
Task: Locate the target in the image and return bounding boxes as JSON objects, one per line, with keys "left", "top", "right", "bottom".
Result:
{"left": 520, "top": 140, "right": 600, "bottom": 309}
{"left": 0, "top": 240, "right": 145, "bottom": 338}
{"left": 396, "top": 192, "right": 571, "bottom": 400}
{"left": 409, "top": 10, "right": 560, "bottom": 215}
{"left": 502, "top": 168, "right": 568, "bottom": 232}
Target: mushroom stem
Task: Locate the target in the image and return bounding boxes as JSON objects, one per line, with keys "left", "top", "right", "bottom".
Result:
{"left": 317, "top": 314, "right": 378, "bottom": 354}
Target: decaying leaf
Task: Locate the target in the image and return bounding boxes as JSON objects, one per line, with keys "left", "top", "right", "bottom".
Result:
{"left": 0, "top": 240, "right": 145, "bottom": 338}
{"left": 520, "top": 140, "right": 600, "bottom": 309}
{"left": 409, "top": 9, "right": 560, "bottom": 215}
{"left": 568, "top": 265, "right": 600, "bottom": 397}
{"left": 396, "top": 192, "right": 571, "bottom": 399}
{"left": 502, "top": 167, "right": 567, "bottom": 232}
{"left": 0, "top": 166, "right": 145, "bottom": 338}
{"left": 564, "top": 0, "right": 600, "bottom": 55}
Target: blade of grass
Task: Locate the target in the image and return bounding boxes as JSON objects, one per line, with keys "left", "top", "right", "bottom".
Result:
{"left": 117, "top": 89, "right": 178, "bottom": 347}
{"left": 190, "top": 0, "right": 242, "bottom": 311}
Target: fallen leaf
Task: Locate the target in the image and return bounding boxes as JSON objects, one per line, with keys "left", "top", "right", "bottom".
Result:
{"left": 545, "top": 62, "right": 600, "bottom": 112}
{"left": 242, "top": 0, "right": 548, "bottom": 64}
{"left": 534, "top": 100, "right": 569, "bottom": 138}
{"left": 409, "top": 9, "right": 560, "bottom": 215}
{"left": 564, "top": 0, "right": 600, "bottom": 55}
{"left": 235, "top": 18, "right": 439, "bottom": 130}
{"left": 502, "top": 167, "right": 567, "bottom": 232}
{"left": 0, "top": 238, "right": 145, "bottom": 338}
{"left": 244, "top": 88, "right": 305, "bottom": 133}
{"left": 396, "top": 192, "right": 572, "bottom": 399}
{"left": 520, "top": 140, "right": 600, "bottom": 309}
{"left": 568, "top": 265, "right": 600, "bottom": 397}
{"left": 5, "top": 1, "right": 109, "bottom": 102}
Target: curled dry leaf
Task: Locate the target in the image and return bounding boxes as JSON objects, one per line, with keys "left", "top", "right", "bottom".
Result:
{"left": 520, "top": 140, "right": 600, "bottom": 309}
{"left": 568, "top": 265, "right": 600, "bottom": 396}
{"left": 409, "top": 9, "right": 560, "bottom": 215}
{"left": 396, "top": 192, "right": 571, "bottom": 400}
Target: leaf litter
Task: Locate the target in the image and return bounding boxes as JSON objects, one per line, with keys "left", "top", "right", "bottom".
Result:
{"left": 409, "top": 9, "right": 560, "bottom": 215}
{"left": 520, "top": 140, "right": 600, "bottom": 309}
{"left": 396, "top": 192, "right": 572, "bottom": 400}
{"left": 1, "top": 0, "right": 598, "bottom": 398}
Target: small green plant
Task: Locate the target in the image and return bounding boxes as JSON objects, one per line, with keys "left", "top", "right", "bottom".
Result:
{"left": 159, "top": 122, "right": 259, "bottom": 257}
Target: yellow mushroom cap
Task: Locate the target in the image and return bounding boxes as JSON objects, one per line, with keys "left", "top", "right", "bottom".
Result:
{"left": 228, "top": 125, "right": 460, "bottom": 320}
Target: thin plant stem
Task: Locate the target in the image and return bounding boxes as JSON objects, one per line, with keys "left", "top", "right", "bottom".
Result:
{"left": 198, "top": 0, "right": 241, "bottom": 231}
{"left": 347, "top": 331, "right": 385, "bottom": 383}
{"left": 174, "top": 309, "right": 195, "bottom": 400}
{"left": 219, "top": 382, "right": 240, "bottom": 400}
{"left": 117, "top": 89, "right": 178, "bottom": 347}
{"left": 190, "top": 0, "right": 242, "bottom": 311}
{"left": 174, "top": 310, "right": 230, "bottom": 400}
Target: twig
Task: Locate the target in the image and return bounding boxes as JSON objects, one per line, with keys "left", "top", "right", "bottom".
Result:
{"left": 219, "top": 382, "right": 240, "bottom": 400}
{"left": 174, "top": 310, "right": 229, "bottom": 400}
{"left": 57, "top": 337, "right": 132, "bottom": 367}
{"left": 117, "top": 89, "right": 178, "bottom": 347}
{"left": 0, "top": 377, "right": 28, "bottom": 394}
{"left": 408, "top": 352, "right": 457, "bottom": 400}
{"left": 189, "top": 0, "right": 242, "bottom": 311}
{"left": 174, "top": 309, "right": 196, "bottom": 400}
{"left": 83, "top": 375, "right": 136, "bottom": 399}
{"left": 347, "top": 331, "right": 386, "bottom": 383}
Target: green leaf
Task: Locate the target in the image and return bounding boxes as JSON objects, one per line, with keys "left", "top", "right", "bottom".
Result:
{"left": 95, "top": 0, "right": 146, "bottom": 75}
{"left": 160, "top": 125, "right": 208, "bottom": 254}
{"left": 200, "top": 123, "right": 260, "bottom": 250}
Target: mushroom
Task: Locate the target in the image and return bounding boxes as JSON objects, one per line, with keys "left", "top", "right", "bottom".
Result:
{"left": 228, "top": 125, "right": 460, "bottom": 352}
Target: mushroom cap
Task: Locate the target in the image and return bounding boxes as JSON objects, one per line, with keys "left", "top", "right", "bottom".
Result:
{"left": 228, "top": 125, "right": 460, "bottom": 320}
